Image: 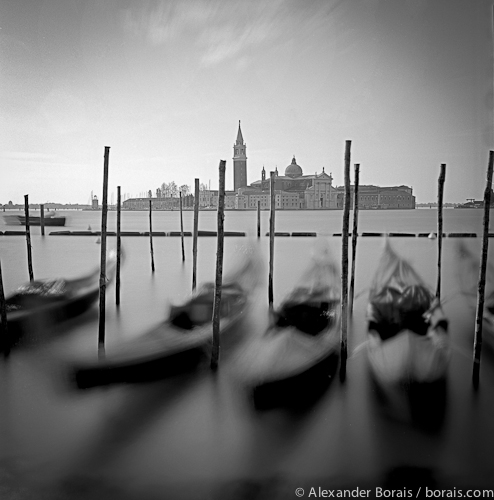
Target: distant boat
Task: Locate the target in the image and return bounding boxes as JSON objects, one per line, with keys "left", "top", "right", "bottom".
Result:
{"left": 455, "top": 193, "right": 494, "bottom": 209}
{"left": 3, "top": 212, "right": 66, "bottom": 226}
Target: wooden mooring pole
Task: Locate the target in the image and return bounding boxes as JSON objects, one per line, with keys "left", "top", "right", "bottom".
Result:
{"left": 24, "top": 195, "right": 34, "bottom": 281}
{"left": 340, "top": 140, "right": 352, "bottom": 381}
{"left": 179, "top": 191, "right": 185, "bottom": 262}
{"left": 149, "top": 199, "right": 155, "bottom": 272}
{"left": 436, "top": 164, "right": 446, "bottom": 299}
{"left": 116, "top": 186, "right": 121, "bottom": 306}
{"left": 268, "top": 171, "right": 276, "bottom": 310}
{"left": 349, "top": 163, "right": 360, "bottom": 315}
{"left": 0, "top": 260, "right": 8, "bottom": 356}
{"left": 40, "top": 204, "right": 45, "bottom": 236}
{"left": 192, "top": 179, "right": 199, "bottom": 291}
{"left": 257, "top": 200, "right": 261, "bottom": 238}
{"left": 473, "top": 150, "right": 493, "bottom": 388}
{"left": 98, "top": 146, "right": 110, "bottom": 358}
{"left": 211, "top": 160, "right": 226, "bottom": 370}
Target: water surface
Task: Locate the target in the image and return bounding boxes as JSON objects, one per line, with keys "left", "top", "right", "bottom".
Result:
{"left": 0, "top": 208, "right": 493, "bottom": 499}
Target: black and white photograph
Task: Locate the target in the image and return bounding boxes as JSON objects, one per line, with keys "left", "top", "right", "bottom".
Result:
{"left": 1, "top": 1, "right": 494, "bottom": 499}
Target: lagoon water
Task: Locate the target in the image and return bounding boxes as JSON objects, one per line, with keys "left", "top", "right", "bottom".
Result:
{"left": 1, "top": 208, "right": 494, "bottom": 499}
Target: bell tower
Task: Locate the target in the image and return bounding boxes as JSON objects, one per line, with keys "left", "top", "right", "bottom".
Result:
{"left": 233, "top": 121, "right": 247, "bottom": 191}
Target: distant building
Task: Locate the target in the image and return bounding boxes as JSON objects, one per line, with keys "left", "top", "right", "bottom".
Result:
{"left": 199, "top": 190, "right": 237, "bottom": 209}
{"left": 233, "top": 121, "right": 247, "bottom": 191}
{"left": 122, "top": 124, "right": 414, "bottom": 211}
{"left": 92, "top": 196, "right": 99, "bottom": 210}
{"left": 334, "top": 185, "right": 416, "bottom": 209}
{"left": 122, "top": 195, "right": 193, "bottom": 210}
{"left": 236, "top": 156, "right": 337, "bottom": 210}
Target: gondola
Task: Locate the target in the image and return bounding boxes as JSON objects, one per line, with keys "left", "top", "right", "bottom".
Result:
{"left": 234, "top": 249, "right": 341, "bottom": 408}
{"left": 72, "top": 254, "right": 261, "bottom": 388}
{"left": 1, "top": 250, "right": 118, "bottom": 351}
{"left": 366, "top": 241, "right": 449, "bottom": 430}
{"left": 456, "top": 240, "right": 494, "bottom": 348}
{"left": 3, "top": 213, "right": 66, "bottom": 226}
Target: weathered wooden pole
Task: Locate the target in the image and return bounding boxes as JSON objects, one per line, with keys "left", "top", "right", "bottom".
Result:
{"left": 179, "top": 191, "right": 185, "bottom": 262}
{"left": 211, "top": 160, "right": 226, "bottom": 370}
{"left": 473, "top": 151, "right": 493, "bottom": 388}
{"left": 40, "top": 204, "right": 45, "bottom": 236}
{"left": 349, "top": 163, "right": 360, "bottom": 315}
{"left": 192, "top": 179, "right": 200, "bottom": 291}
{"left": 268, "top": 171, "right": 276, "bottom": 310}
{"left": 24, "top": 195, "right": 34, "bottom": 281}
{"left": 98, "top": 146, "right": 110, "bottom": 358}
{"left": 436, "top": 164, "right": 446, "bottom": 299}
{"left": 340, "top": 140, "right": 352, "bottom": 381}
{"left": 116, "top": 186, "right": 121, "bottom": 306}
{"left": 149, "top": 199, "right": 155, "bottom": 273}
{"left": 0, "top": 260, "right": 9, "bottom": 357}
{"left": 257, "top": 200, "right": 261, "bottom": 238}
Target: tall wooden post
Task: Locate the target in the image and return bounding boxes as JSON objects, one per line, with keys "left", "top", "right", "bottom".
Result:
{"left": 149, "top": 199, "right": 155, "bottom": 272}
{"left": 211, "top": 160, "right": 226, "bottom": 370}
{"left": 192, "top": 179, "right": 199, "bottom": 291}
{"left": 340, "top": 140, "right": 352, "bottom": 381}
{"left": 179, "top": 191, "right": 185, "bottom": 262}
{"left": 436, "top": 164, "right": 446, "bottom": 299}
{"left": 473, "top": 151, "right": 493, "bottom": 388}
{"left": 349, "top": 163, "right": 360, "bottom": 315}
{"left": 98, "top": 146, "right": 110, "bottom": 358}
{"left": 257, "top": 200, "right": 261, "bottom": 238}
{"left": 0, "top": 260, "right": 8, "bottom": 356}
{"left": 24, "top": 195, "right": 34, "bottom": 281}
{"left": 268, "top": 171, "right": 276, "bottom": 309}
{"left": 40, "top": 204, "right": 45, "bottom": 236}
{"left": 116, "top": 186, "right": 121, "bottom": 306}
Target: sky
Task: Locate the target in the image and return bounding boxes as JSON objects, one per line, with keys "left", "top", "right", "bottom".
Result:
{"left": 0, "top": 0, "right": 493, "bottom": 204}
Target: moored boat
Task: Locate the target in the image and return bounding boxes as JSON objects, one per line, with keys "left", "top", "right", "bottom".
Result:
{"left": 234, "top": 248, "right": 341, "bottom": 408}
{"left": 456, "top": 241, "right": 494, "bottom": 350}
{"left": 366, "top": 241, "right": 449, "bottom": 430}
{"left": 3, "top": 212, "right": 66, "bottom": 226}
{"left": 2, "top": 250, "right": 118, "bottom": 351}
{"left": 72, "top": 253, "right": 261, "bottom": 388}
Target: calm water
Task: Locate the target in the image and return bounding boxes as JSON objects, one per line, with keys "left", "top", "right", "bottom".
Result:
{"left": 1, "top": 208, "right": 494, "bottom": 500}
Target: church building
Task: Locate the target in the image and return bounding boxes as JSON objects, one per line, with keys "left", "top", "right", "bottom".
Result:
{"left": 237, "top": 156, "right": 337, "bottom": 210}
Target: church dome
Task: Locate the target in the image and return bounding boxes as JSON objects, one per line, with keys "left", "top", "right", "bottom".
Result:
{"left": 285, "top": 156, "right": 303, "bottom": 177}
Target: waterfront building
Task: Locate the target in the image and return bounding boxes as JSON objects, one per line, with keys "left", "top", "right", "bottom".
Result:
{"left": 123, "top": 124, "right": 414, "bottom": 211}
{"left": 239, "top": 156, "right": 337, "bottom": 210}
{"left": 198, "top": 189, "right": 237, "bottom": 209}
{"left": 122, "top": 195, "right": 193, "bottom": 210}
{"left": 334, "top": 185, "right": 416, "bottom": 209}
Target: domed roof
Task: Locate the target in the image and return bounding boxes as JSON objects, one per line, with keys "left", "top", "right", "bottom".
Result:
{"left": 285, "top": 156, "right": 303, "bottom": 177}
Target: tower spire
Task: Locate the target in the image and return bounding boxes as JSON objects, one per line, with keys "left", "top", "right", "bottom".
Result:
{"left": 236, "top": 120, "right": 244, "bottom": 145}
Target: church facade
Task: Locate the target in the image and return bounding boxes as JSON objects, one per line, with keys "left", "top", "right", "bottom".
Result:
{"left": 121, "top": 123, "right": 415, "bottom": 210}
{"left": 236, "top": 156, "right": 337, "bottom": 210}
{"left": 230, "top": 123, "right": 415, "bottom": 210}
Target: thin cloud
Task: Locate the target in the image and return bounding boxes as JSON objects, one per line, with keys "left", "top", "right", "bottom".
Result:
{"left": 1, "top": 151, "right": 89, "bottom": 168}
{"left": 121, "top": 0, "right": 214, "bottom": 45}
{"left": 2, "top": 152, "right": 60, "bottom": 162}
{"left": 119, "top": 0, "right": 338, "bottom": 68}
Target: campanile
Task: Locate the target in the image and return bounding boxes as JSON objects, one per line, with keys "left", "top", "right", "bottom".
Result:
{"left": 233, "top": 121, "right": 247, "bottom": 191}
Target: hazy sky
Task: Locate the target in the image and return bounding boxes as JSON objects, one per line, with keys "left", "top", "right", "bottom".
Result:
{"left": 1, "top": 0, "right": 492, "bottom": 204}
